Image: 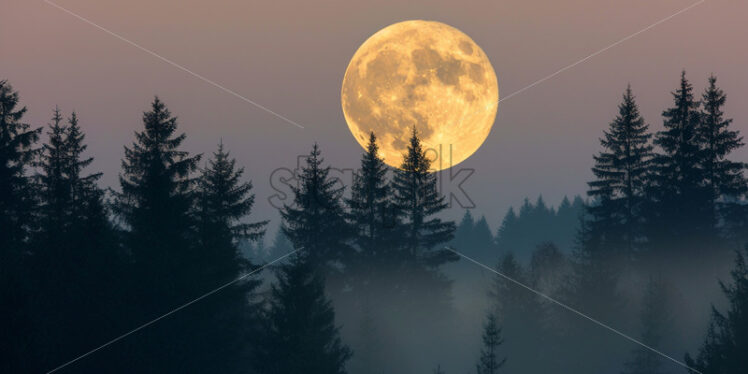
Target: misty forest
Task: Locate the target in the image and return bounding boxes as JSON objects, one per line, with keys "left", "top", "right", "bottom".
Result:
{"left": 2, "top": 71, "right": 748, "bottom": 374}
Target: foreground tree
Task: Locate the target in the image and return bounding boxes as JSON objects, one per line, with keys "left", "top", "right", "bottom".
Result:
{"left": 346, "top": 132, "right": 395, "bottom": 265}
{"left": 257, "top": 255, "right": 352, "bottom": 374}
{"left": 587, "top": 86, "right": 652, "bottom": 257}
{"left": 698, "top": 75, "right": 746, "bottom": 240}
{"left": 685, "top": 247, "right": 748, "bottom": 374}
{"left": 0, "top": 80, "right": 41, "bottom": 372}
{"left": 647, "top": 71, "right": 712, "bottom": 253}
{"left": 34, "top": 109, "right": 119, "bottom": 369}
{"left": 0, "top": 80, "right": 40, "bottom": 259}
{"left": 281, "top": 144, "right": 350, "bottom": 279}
{"left": 113, "top": 97, "right": 203, "bottom": 370}
{"left": 476, "top": 313, "right": 506, "bottom": 374}
{"left": 195, "top": 141, "right": 267, "bottom": 271}
{"left": 193, "top": 141, "right": 267, "bottom": 371}
{"left": 37, "top": 108, "right": 70, "bottom": 239}
{"left": 392, "top": 127, "right": 456, "bottom": 267}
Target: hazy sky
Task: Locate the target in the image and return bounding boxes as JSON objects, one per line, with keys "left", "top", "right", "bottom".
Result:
{"left": 3, "top": 0, "right": 747, "bottom": 230}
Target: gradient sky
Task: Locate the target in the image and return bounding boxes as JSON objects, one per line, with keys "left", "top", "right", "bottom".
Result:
{"left": 3, "top": 0, "right": 747, "bottom": 231}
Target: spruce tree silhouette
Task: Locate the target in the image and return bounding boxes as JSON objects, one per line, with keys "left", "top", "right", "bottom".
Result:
{"left": 193, "top": 141, "right": 268, "bottom": 372}
{"left": 0, "top": 80, "right": 41, "bottom": 373}
{"left": 587, "top": 85, "right": 652, "bottom": 258}
{"left": 346, "top": 132, "right": 396, "bottom": 267}
{"left": 113, "top": 97, "right": 203, "bottom": 372}
{"left": 698, "top": 75, "right": 747, "bottom": 242}
{"left": 392, "top": 127, "right": 456, "bottom": 266}
{"left": 281, "top": 143, "right": 351, "bottom": 282}
{"left": 648, "top": 71, "right": 713, "bottom": 254}
{"left": 34, "top": 108, "right": 119, "bottom": 371}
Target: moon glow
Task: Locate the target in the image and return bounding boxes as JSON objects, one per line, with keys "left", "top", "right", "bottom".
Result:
{"left": 341, "top": 20, "right": 499, "bottom": 170}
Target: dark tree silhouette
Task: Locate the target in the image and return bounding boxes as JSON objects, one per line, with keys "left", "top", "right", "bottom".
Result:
{"left": 476, "top": 312, "right": 506, "bottom": 374}
{"left": 0, "top": 80, "right": 40, "bottom": 258}
{"left": 346, "top": 132, "right": 396, "bottom": 266}
{"left": 38, "top": 107, "right": 71, "bottom": 239}
{"left": 392, "top": 127, "right": 456, "bottom": 267}
{"left": 34, "top": 108, "right": 118, "bottom": 370}
{"left": 113, "top": 97, "right": 204, "bottom": 371}
{"left": 193, "top": 141, "right": 268, "bottom": 372}
{"left": 697, "top": 75, "right": 747, "bottom": 241}
{"left": 587, "top": 86, "right": 652, "bottom": 257}
{"left": 257, "top": 255, "right": 352, "bottom": 374}
{"left": 0, "top": 80, "right": 40, "bottom": 373}
{"left": 647, "top": 71, "right": 713, "bottom": 253}
{"left": 281, "top": 143, "right": 351, "bottom": 279}
{"left": 115, "top": 96, "right": 201, "bottom": 273}
{"left": 685, "top": 247, "right": 748, "bottom": 374}
{"left": 195, "top": 140, "right": 267, "bottom": 258}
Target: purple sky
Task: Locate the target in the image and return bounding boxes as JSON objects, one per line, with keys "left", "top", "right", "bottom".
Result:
{"left": 2, "top": 0, "right": 747, "bottom": 232}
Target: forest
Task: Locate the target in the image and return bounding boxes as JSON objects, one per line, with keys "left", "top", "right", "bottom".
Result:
{"left": 1, "top": 71, "right": 747, "bottom": 374}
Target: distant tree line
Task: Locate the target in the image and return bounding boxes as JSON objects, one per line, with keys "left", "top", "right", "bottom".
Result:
{"left": 447, "top": 194, "right": 585, "bottom": 265}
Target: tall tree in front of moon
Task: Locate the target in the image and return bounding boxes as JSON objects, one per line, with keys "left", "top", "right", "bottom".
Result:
{"left": 341, "top": 20, "right": 499, "bottom": 170}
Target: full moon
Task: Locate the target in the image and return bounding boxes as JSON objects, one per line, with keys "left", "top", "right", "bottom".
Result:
{"left": 341, "top": 20, "right": 499, "bottom": 170}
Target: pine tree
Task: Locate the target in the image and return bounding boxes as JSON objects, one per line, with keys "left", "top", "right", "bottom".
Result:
{"left": 193, "top": 141, "right": 267, "bottom": 372}
{"left": 0, "top": 80, "right": 41, "bottom": 373}
{"left": 257, "top": 255, "right": 352, "bottom": 374}
{"left": 346, "top": 132, "right": 395, "bottom": 263}
{"left": 115, "top": 96, "right": 200, "bottom": 277}
{"left": 113, "top": 97, "right": 202, "bottom": 370}
{"left": 38, "top": 107, "right": 70, "bottom": 239}
{"left": 648, "top": 71, "right": 712, "bottom": 252}
{"left": 622, "top": 277, "right": 672, "bottom": 374}
{"left": 34, "top": 109, "right": 118, "bottom": 370}
{"left": 281, "top": 143, "right": 350, "bottom": 278}
{"left": 195, "top": 141, "right": 267, "bottom": 264}
{"left": 697, "top": 75, "right": 746, "bottom": 240}
{"left": 587, "top": 86, "right": 652, "bottom": 257}
{"left": 476, "top": 313, "right": 506, "bottom": 374}
{"left": 685, "top": 247, "right": 748, "bottom": 373}
{"left": 392, "top": 127, "right": 456, "bottom": 267}
{"left": 0, "top": 80, "right": 40, "bottom": 257}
